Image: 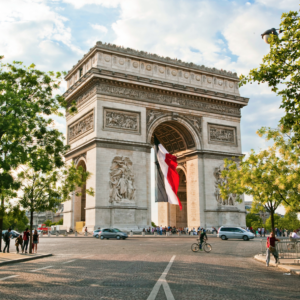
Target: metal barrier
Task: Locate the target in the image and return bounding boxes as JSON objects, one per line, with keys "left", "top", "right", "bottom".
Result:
{"left": 260, "top": 239, "right": 300, "bottom": 259}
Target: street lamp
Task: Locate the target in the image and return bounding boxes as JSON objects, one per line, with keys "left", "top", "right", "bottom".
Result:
{"left": 261, "top": 28, "right": 281, "bottom": 44}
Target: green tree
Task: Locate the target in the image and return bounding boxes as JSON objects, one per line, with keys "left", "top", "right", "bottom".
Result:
{"left": 44, "top": 220, "right": 52, "bottom": 227}
{"left": 3, "top": 205, "right": 28, "bottom": 232}
{"left": 279, "top": 211, "right": 300, "bottom": 231}
{"left": 239, "top": 11, "right": 300, "bottom": 143}
{"left": 18, "top": 163, "right": 94, "bottom": 253}
{"left": 265, "top": 214, "right": 282, "bottom": 232}
{"left": 246, "top": 213, "right": 262, "bottom": 228}
{"left": 0, "top": 57, "right": 76, "bottom": 250}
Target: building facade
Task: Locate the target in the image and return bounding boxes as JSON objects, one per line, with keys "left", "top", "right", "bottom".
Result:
{"left": 62, "top": 42, "right": 249, "bottom": 231}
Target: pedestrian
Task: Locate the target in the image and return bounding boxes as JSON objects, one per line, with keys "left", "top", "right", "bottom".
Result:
{"left": 198, "top": 229, "right": 207, "bottom": 251}
{"left": 15, "top": 234, "right": 23, "bottom": 253}
{"left": 3, "top": 228, "right": 12, "bottom": 253}
{"left": 258, "top": 228, "right": 261, "bottom": 237}
{"left": 32, "top": 229, "right": 39, "bottom": 253}
{"left": 261, "top": 227, "right": 265, "bottom": 237}
{"left": 160, "top": 225, "right": 163, "bottom": 235}
{"left": 85, "top": 227, "right": 87, "bottom": 233}
{"left": 22, "top": 228, "right": 30, "bottom": 254}
{"left": 266, "top": 232, "right": 280, "bottom": 266}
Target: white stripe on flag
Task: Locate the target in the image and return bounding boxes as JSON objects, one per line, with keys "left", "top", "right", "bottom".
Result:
{"left": 157, "top": 144, "right": 179, "bottom": 205}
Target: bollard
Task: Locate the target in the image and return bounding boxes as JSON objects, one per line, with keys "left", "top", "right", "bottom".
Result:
{"left": 189, "top": 232, "right": 193, "bottom": 236}
{"left": 178, "top": 232, "right": 181, "bottom": 236}
{"left": 84, "top": 231, "right": 87, "bottom": 236}
{"left": 64, "top": 232, "right": 67, "bottom": 237}
{"left": 56, "top": 232, "right": 59, "bottom": 237}
{"left": 130, "top": 231, "right": 133, "bottom": 237}
{"left": 75, "top": 231, "right": 77, "bottom": 237}
{"left": 48, "top": 232, "right": 50, "bottom": 237}
{"left": 142, "top": 232, "right": 145, "bottom": 237}
{"left": 154, "top": 232, "right": 157, "bottom": 236}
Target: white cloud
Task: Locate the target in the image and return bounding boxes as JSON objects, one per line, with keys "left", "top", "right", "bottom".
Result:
{"left": 62, "top": 0, "right": 121, "bottom": 9}
{"left": 90, "top": 23, "right": 108, "bottom": 33}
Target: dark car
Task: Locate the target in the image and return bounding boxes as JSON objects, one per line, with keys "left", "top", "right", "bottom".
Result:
{"left": 100, "top": 228, "right": 128, "bottom": 240}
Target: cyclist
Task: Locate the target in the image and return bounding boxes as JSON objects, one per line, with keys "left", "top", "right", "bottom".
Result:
{"left": 198, "top": 229, "right": 207, "bottom": 251}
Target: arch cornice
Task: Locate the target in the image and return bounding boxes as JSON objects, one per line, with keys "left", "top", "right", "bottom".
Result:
{"left": 147, "top": 114, "right": 202, "bottom": 150}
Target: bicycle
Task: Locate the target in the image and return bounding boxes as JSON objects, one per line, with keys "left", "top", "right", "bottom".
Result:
{"left": 191, "top": 239, "right": 212, "bottom": 253}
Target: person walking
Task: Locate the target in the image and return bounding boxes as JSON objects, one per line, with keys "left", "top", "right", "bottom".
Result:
{"left": 3, "top": 228, "right": 12, "bottom": 253}
{"left": 261, "top": 227, "right": 265, "bottom": 237}
{"left": 266, "top": 232, "right": 280, "bottom": 266}
{"left": 15, "top": 234, "right": 23, "bottom": 254}
{"left": 32, "top": 230, "right": 39, "bottom": 253}
{"left": 22, "top": 228, "right": 30, "bottom": 254}
{"left": 160, "top": 225, "right": 163, "bottom": 236}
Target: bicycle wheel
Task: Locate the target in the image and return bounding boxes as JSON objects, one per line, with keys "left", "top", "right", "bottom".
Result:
{"left": 204, "top": 243, "right": 212, "bottom": 253}
{"left": 191, "top": 243, "right": 199, "bottom": 252}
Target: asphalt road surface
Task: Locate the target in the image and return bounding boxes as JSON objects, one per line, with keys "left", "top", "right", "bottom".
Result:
{"left": 0, "top": 236, "right": 299, "bottom": 300}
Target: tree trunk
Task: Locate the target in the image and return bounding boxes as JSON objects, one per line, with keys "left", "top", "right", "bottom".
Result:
{"left": 29, "top": 209, "right": 33, "bottom": 254}
{"left": 0, "top": 196, "right": 4, "bottom": 252}
{"left": 270, "top": 209, "right": 275, "bottom": 236}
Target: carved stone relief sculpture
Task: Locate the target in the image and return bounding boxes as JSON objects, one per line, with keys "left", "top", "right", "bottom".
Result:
{"left": 213, "top": 167, "right": 236, "bottom": 206}
{"left": 68, "top": 110, "right": 94, "bottom": 142}
{"left": 104, "top": 108, "right": 140, "bottom": 134}
{"left": 208, "top": 123, "right": 236, "bottom": 146}
{"left": 109, "top": 156, "right": 136, "bottom": 203}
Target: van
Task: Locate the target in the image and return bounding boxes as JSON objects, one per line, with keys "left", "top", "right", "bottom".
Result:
{"left": 217, "top": 226, "right": 255, "bottom": 241}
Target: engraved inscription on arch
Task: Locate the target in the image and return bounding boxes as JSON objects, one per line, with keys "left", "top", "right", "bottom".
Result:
{"left": 208, "top": 123, "right": 237, "bottom": 146}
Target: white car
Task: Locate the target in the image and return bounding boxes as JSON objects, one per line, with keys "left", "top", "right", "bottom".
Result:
{"left": 217, "top": 226, "right": 255, "bottom": 241}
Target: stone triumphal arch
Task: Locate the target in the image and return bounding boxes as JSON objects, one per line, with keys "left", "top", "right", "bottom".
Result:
{"left": 62, "top": 42, "right": 249, "bottom": 231}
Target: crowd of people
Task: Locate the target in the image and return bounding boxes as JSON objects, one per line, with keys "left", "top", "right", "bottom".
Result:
{"left": 142, "top": 226, "right": 217, "bottom": 235}
{"left": 2, "top": 228, "right": 39, "bottom": 254}
{"left": 246, "top": 226, "right": 294, "bottom": 237}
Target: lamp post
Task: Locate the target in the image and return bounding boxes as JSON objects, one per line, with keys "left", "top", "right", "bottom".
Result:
{"left": 261, "top": 28, "right": 282, "bottom": 44}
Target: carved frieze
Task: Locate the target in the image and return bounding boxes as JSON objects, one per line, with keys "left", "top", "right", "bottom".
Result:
{"left": 213, "top": 166, "right": 236, "bottom": 206}
{"left": 208, "top": 123, "right": 237, "bottom": 146}
{"left": 109, "top": 156, "right": 136, "bottom": 203}
{"left": 98, "top": 83, "right": 240, "bottom": 117}
{"left": 68, "top": 110, "right": 94, "bottom": 142}
{"left": 103, "top": 108, "right": 140, "bottom": 134}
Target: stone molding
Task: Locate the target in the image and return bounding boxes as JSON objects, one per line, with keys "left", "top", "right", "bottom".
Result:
{"left": 68, "top": 109, "right": 94, "bottom": 143}
{"left": 96, "top": 81, "right": 241, "bottom": 117}
{"left": 65, "top": 68, "right": 249, "bottom": 105}
{"left": 103, "top": 107, "right": 141, "bottom": 135}
{"left": 208, "top": 123, "right": 237, "bottom": 146}
{"left": 85, "top": 206, "right": 148, "bottom": 210}
{"left": 73, "top": 152, "right": 87, "bottom": 165}
{"left": 66, "top": 41, "right": 238, "bottom": 80}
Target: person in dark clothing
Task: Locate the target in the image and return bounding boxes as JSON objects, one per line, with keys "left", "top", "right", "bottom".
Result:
{"left": 198, "top": 229, "right": 207, "bottom": 251}
{"left": 3, "top": 228, "right": 12, "bottom": 253}
{"left": 266, "top": 232, "right": 280, "bottom": 266}
{"left": 15, "top": 234, "right": 23, "bottom": 253}
{"left": 22, "top": 228, "right": 30, "bottom": 254}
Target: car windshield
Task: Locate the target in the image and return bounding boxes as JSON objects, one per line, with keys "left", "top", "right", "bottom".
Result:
{"left": 114, "top": 228, "right": 121, "bottom": 232}
{"left": 238, "top": 228, "right": 246, "bottom": 232}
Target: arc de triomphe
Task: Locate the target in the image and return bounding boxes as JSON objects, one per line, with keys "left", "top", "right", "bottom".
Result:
{"left": 62, "top": 42, "right": 249, "bottom": 232}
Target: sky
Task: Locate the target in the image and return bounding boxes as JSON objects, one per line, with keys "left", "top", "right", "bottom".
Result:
{"left": 1, "top": 0, "right": 298, "bottom": 222}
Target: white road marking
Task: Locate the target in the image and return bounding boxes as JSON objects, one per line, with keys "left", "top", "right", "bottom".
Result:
{"left": 30, "top": 266, "right": 53, "bottom": 272}
{"left": 62, "top": 260, "right": 76, "bottom": 264}
{"left": 0, "top": 275, "right": 19, "bottom": 281}
{"left": 82, "top": 255, "right": 94, "bottom": 259}
{"left": 147, "top": 255, "right": 176, "bottom": 300}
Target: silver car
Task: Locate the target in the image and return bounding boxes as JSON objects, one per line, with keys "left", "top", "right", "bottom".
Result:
{"left": 100, "top": 228, "right": 128, "bottom": 240}
{"left": 217, "top": 226, "right": 254, "bottom": 241}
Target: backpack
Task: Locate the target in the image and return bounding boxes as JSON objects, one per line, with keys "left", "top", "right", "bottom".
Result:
{"left": 3, "top": 231, "right": 9, "bottom": 242}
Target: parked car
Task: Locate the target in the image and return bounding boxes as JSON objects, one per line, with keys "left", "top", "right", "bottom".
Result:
{"left": 100, "top": 228, "right": 128, "bottom": 240}
{"left": 93, "top": 229, "right": 101, "bottom": 238}
{"left": 217, "top": 226, "right": 255, "bottom": 241}
{"left": 2, "top": 230, "right": 20, "bottom": 239}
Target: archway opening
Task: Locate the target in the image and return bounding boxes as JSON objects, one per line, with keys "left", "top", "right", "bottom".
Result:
{"left": 176, "top": 169, "right": 187, "bottom": 228}
{"left": 75, "top": 160, "right": 86, "bottom": 223}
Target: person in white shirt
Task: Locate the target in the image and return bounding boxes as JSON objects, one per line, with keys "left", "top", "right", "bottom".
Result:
{"left": 291, "top": 231, "right": 300, "bottom": 239}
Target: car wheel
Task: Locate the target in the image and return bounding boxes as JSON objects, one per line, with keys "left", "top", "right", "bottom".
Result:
{"left": 243, "top": 235, "right": 249, "bottom": 241}
{"left": 100, "top": 235, "right": 104, "bottom": 240}
{"left": 95, "top": 234, "right": 99, "bottom": 238}
{"left": 116, "top": 235, "right": 121, "bottom": 240}
{"left": 221, "top": 235, "right": 227, "bottom": 240}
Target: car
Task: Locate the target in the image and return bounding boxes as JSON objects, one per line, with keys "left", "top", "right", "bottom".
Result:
{"left": 2, "top": 230, "right": 20, "bottom": 239}
{"left": 93, "top": 229, "right": 102, "bottom": 238}
{"left": 217, "top": 226, "right": 255, "bottom": 241}
{"left": 100, "top": 228, "right": 128, "bottom": 240}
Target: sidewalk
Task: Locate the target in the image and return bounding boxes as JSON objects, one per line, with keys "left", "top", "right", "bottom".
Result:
{"left": 0, "top": 252, "right": 52, "bottom": 266}
{"left": 254, "top": 254, "right": 300, "bottom": 275}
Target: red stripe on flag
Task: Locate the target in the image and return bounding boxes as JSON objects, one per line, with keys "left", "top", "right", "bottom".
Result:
{"left": 164, "top": 153, "right": 182, "bottom": 210}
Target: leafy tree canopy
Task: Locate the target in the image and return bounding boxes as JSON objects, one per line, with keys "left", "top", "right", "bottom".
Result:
{"left": 239, "top": 11, "right": 300, "bottom": 143}
{"left": 246, "top": 213, "right": 262, "bottom": 229}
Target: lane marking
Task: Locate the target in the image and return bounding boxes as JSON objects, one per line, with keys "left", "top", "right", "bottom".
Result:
{"left": 147, "top": 255, "right": 176, "bottom": 300}
{"left": 63, "top": 260, "right": 76, "bottom": 264}
{"left": 0, "top": 275, "right": 19, "bottom": 281}
{"left": 30, "top": 266, "right": 53, "bottom": 272}
{"left": 82, "top": 255, "right": 94, "bottom": 259}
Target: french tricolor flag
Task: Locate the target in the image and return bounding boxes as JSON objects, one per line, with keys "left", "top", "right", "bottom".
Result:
{"left": 154, "top": 135, "right": 182, "bottom": 210}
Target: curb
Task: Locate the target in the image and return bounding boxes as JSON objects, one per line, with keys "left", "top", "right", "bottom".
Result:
{"left": 0, "top": 254, "right": 52, "bottom": 266}
{"left": 254, "top": 255, "right": 300, "bottom": 275}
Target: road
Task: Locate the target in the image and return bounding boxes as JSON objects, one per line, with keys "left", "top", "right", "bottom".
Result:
{"left": 0, "top": 236, "right": 299, "bottom": 300}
